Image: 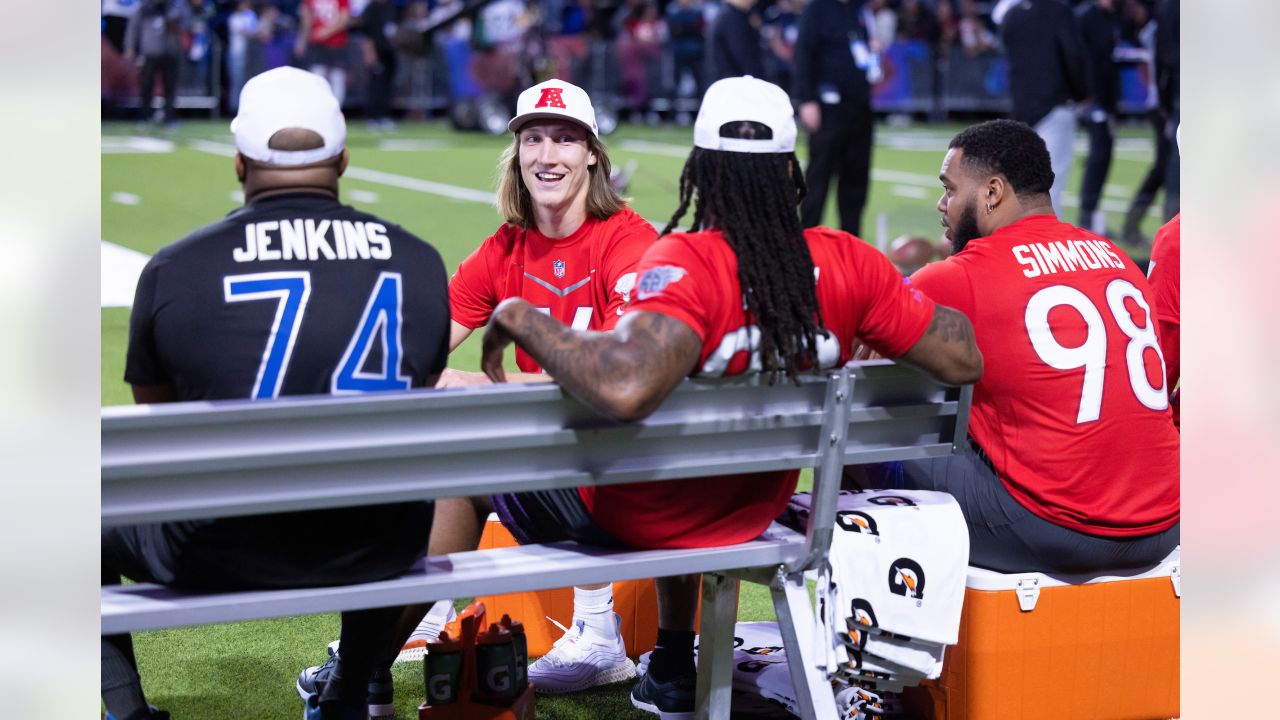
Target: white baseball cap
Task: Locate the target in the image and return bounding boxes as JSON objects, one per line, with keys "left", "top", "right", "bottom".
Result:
{"left": 231, "top": 67, "right": 346, "bottom": 165}
{"left": 508, "top": 79, "right": 599, "bottom": 137}
{"left": 694, "top": 76, "right": 797, "bottom": 154}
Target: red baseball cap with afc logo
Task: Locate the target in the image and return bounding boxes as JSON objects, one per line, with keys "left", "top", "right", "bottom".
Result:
{"left": 508, "top": 79, "right": 599, "bottom": 137}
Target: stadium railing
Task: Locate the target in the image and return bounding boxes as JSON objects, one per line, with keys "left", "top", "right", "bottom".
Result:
{"left": 101, "top": 360, "right": 972, "bottom": 720}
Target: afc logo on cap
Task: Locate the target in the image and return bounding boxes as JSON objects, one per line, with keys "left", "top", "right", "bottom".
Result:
{"left": 535, "top": 87, "right": 566, "bottom": 109}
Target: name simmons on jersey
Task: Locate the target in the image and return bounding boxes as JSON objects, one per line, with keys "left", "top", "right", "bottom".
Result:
{"left": 232, "top": 219, "right": 393, "bottom": 263}
{"left": 1011, "top": 239, "right": 1125, "bottom": 278}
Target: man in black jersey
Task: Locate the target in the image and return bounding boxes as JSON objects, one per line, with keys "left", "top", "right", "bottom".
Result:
{"left": 103, "top": 67, "right": 450, "bottom": 720}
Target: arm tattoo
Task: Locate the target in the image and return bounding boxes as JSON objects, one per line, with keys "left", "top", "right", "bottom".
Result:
{"left": 498, "top": 304, "right": 702, "bottom": 420}
{"left": 925, "top": 306, "right": 975, "bottom": 345}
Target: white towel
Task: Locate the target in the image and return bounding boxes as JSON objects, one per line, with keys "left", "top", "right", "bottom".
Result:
{"left": 789, "top": 489, "right": 969, "bottom": 647}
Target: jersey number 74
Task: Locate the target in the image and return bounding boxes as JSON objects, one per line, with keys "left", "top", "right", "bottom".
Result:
{"left": 224, "top": 270, "right": 411, "bottom": 399}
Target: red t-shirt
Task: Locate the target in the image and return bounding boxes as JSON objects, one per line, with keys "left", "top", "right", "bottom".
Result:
{"left": 582, "top": 227, "right": 936, "bottom": 549}
{"left": 305, "top": 0, "right": 350, "bottom": 48}
{"left": 910, "top": 215, "right": 1179, "bottom": 537}
{"left": 1148, "top": 213, "right": 1180, "bottom": 426}
{"left": 450, "top": 206, "right": 656, "bottom": 372}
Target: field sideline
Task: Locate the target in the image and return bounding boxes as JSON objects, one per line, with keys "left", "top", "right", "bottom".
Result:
{"left": 100, "top": 119, "right": 1160, "bottom": 718}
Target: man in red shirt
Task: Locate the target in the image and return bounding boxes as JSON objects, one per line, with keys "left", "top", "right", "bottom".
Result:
{"left": 296, "top": 0, "right": 351, "bottom": 105}
{"left": 1148, "top": 213, "right": 1179, "bottom": 426}
{"left": 467, "top": 76, "right": 982, "bottom": 717}
{"left": 906, "top": 119, "right": 1179, "bottom": 574}
{"left": 438, "top": 79, "right": 657, "bottom": 694}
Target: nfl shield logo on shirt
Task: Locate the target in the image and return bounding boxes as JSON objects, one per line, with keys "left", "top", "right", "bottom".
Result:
{"left": 553, "top": 259, "right": 566, "bottom": 278}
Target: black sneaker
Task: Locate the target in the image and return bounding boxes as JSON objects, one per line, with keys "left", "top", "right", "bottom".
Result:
{"left": 630, "top": 671, "right": 696, "bottom": 719}
{"left": 297, "top": 643, "right": 395, "bottom": 718}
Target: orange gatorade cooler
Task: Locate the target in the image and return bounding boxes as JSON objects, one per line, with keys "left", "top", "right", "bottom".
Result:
{"left": 904, "top": 547, "right": 1180, "bottom": 720}
{"left": 476, "top": 517, "right": 661, "bottom": 656}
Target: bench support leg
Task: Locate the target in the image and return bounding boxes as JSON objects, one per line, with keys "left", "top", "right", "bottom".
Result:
{"left": 772, "top": 568, "right": 840, "bottom": 720}
{"left": 695, "top": 571, "right": 738, "bottom": 720}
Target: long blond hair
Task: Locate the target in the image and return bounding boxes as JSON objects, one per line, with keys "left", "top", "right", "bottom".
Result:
{"left": 495, "top": 132, "right": 626, "bottom": 229}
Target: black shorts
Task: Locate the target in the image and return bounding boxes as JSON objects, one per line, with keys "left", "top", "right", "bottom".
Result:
{"left": 491, "top": 488, "right": 623, "bottom": 548}
{"left": 900, "top": 440, "right": 1180, "bottom": 574}
{"left": 102, "top": 502, "right": 433, "bottom": 591}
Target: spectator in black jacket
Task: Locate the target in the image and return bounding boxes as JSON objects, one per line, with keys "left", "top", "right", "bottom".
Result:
{"left": 358, "top": 0, "right": 400, "bottom": 131}
{"left": 708, "top": 0, "right": 765, "bottom": 82}
{"left": 997, "top": 0, "right": 1089, "bottom": 216}
{"left": 1075, "top": 0, "right": 1120, "bottom": 234}
{"left": 793, "top": 0, "right": 877, "bottom": 236}
{"left": 1155, "top": 0, "right": 1179, "bottom": 216}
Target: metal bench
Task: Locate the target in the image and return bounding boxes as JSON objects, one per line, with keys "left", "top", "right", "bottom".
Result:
{"left": 102, "top": 360, "right": 971, "bottom": 719}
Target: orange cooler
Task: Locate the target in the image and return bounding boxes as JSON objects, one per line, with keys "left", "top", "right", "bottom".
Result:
{"left": 905, "top": 548, "right": 1180, "bottom": 720}
{"left": 476, "top": 518, "right": 661, "bottom": 657}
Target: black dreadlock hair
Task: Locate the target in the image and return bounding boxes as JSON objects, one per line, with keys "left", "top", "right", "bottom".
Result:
{"left": 660, "top": 120, "right": 828, "bottom": 383}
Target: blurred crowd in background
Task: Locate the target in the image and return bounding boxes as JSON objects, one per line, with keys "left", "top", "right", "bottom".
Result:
{"left": 101, "top": 0, "right": 1172, "bottom": 132}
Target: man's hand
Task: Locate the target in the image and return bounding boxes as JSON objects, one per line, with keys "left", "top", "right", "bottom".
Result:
{"left": 436, "top": 368, "right": 494, "bottom": 388}
{"left": 480, "top": 298, "right": 528, "bottom": 383}
{"left": 850, "top": 338, "right": 884, "bottom": 362}
{"left": 799, "top": 102, "right": 821, "bottom": 133}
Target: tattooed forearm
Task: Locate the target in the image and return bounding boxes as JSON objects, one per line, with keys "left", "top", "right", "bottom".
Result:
{"left": 898, "top": 304, "right": 983, "bottom": 386}
{"left": 484, "top": 300, "right": 702, "bottom": 421}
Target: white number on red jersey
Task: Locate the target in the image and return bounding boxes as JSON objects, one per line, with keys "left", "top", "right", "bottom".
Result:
{"left": 700, "top": 326, "right": 842, "bottom": 377}
{"left": 1024, "top": 279, "right": 1167, "bottom": 424}
{"left": 535, "top": 306, "right": 593, "bottom": 332}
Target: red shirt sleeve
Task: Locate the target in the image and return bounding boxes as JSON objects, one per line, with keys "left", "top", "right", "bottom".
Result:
{"left": 597, "top": 210, "right": 658, "bottom": 330}
{"left": 909, "top": 255, "right": 975, "bottom": 319}
{"left": 626, "top": 235, "right": 712, "bottom": 343}
{"left": 449, "top": 230, "right": 507, "bottom": 329}
{"left": 846, "top": 239, "right": 936, "bottom": 358}
{"left": 1149, "top": 215, "right": 1180, "bottom": 421}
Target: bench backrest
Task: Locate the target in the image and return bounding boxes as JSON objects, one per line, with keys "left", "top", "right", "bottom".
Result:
{"left": 102, "top": 360, "right": 971, "bottom": 569}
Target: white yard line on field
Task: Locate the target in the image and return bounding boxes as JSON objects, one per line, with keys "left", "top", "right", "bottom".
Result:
{"left": 189, "top": 140, "right": 496, "bottom": 204}
{"left": 102, "top": 136, "right": 176, "bottom": 154}
{"left": 348, "top": 189, "right": 381, "bottom": 204}
{"left": 101, "top": 241, "right": 151, "bottom": 307}
{"left": 110, "top": 192, "right": 141, "bottom": 206}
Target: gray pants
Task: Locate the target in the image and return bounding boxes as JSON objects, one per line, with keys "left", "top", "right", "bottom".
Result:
{"left": 1035, "top": 105, "right": 1077, "bottom": 218}
{"left": 900, "top": 441, "right": 1179, "bottom": 574}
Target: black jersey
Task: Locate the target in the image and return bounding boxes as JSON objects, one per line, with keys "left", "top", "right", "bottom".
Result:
{"left": 121, "top": 193, "right": 447, "bottom": 579}
{"left": 127, "top": 193, "right": 450, "bottom": 399}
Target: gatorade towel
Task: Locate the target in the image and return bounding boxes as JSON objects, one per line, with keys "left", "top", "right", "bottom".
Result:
{"left": 784, "top": 489, "right": 969, "bottom": 647}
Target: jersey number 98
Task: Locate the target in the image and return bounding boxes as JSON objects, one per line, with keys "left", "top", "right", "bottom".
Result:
{"left": 1024, "top": 278, "right": 1167, "bottom": 424}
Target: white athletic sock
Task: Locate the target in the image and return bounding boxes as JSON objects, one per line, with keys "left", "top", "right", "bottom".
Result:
{"left": 572, "top": 584, "right": 616, "bottom": 638}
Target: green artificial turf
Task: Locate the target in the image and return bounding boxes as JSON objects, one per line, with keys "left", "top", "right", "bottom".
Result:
{"left": 102, "top": 118, "right": 1159, "bottom": 717}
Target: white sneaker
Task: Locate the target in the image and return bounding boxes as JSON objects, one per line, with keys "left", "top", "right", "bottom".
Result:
{"left": 529, "top": 613, "right": 637, "bottom": 694}
{"left": 394, "top": 600, "right": 457, "bottom": 665}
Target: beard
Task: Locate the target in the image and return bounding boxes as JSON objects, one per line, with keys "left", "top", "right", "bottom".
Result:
{"left": 950, "top": 200, "right": 981, "bottom": 255}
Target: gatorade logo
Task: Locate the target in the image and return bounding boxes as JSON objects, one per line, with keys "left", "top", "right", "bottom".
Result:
{"left": 487, "top": 666, "right": 511, "bottom": 693}
{"left": 743, "top": 645, "right": 784, "bottom": 656}
{"left": 535, "top": 87, "right": 566, "bottom": 109}
{"left": 428, "top": 674, "right": 454, "bottom": 702}
{"left": 847, "top": 598, "right": 877, "bottom": 649}
{"left": 868, "top": 494, "right": 916, "bottom": 507}
{"left": 846, "top": 651, "right": 892, "bottom": 681}
{"left": 836, "top": 510, "right": 879, "bottom": 536}
{"left": 889, "top": 558, "right": 926, "bottom": 599}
